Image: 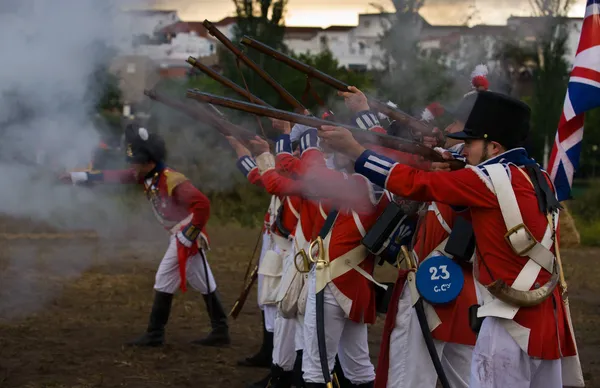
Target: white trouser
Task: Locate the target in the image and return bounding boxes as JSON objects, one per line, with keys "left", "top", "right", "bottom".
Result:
{"left": 470, "top": 317, "right": 562, "bottom": 388}
{"left": 264, "top": 304, "right": 277, "bottom": 333}
{"left": 273, "top": 310, "right": 297, "bottom": 371}
{"left": 387, "top": 285, "right": 472, "bottom": 388}
{"left": 154, "top": 235, "right": 216, "bottom": 294}
{"left": 295, "top": 314, "right": 305, "bottom": 351}
{"left": 257, "top": 231, "right": 271, "bottom": 309}
{"left": 302, "top": 270, "right": 375, "bottom": 384}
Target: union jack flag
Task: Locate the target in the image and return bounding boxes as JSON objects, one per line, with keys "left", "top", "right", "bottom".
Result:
{"left": 547, "top": 0, "right": 600, "bottom": 201}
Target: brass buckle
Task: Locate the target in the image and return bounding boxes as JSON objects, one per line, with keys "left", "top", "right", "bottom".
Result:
{"left": 308, "top": 237, "right": 328, "bottom": 270}
{"left": 294, "top": 249, "right": 311, "bottom": 273}
{"left": 504, "top": 223, "right": 537, "bottom": 256}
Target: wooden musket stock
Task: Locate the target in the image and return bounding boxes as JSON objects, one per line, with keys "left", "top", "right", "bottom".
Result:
{"left": 229, "top": 265, "right": 259, "bottom": 319}
{"left": 186, "top": 90, "right": 465, "bottom": 170}
{"left": 241, "top": 36, "right": 436, "bottom": 137}
{"left": 203, "top": 20, "right": 306, "bottom": 113}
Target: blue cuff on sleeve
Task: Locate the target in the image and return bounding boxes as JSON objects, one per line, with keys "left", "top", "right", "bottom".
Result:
{"left": 299, "top": 128, "right": 320, "bottom": 155}
{"left": 275, "top": 134, "right": 292, "bottom": 155}
{"left": 354, "top": 149, "right": 397, "bottom": 189}
{"left": 87, "top": 171, "right": 104, "bottom": 182}
{"left": 236, "top": 155, "right": 257, "bottom": 177}
{"left": 353, "top": 110, "right": 381, "bottom": 130}
{"left": 449, "top": 151, "right": 467, "bottom": 163}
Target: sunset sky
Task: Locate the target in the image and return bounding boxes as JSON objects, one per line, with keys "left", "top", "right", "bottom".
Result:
{"left": 150, "top": 0, "right": 588, "bottom": 27}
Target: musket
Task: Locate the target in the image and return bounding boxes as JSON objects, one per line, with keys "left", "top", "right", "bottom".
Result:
{"left": 143, "top": 89, "right": 266, "bottom": 144}
{"left": 186, "top": 90, "right": 466, "bottom": 170}
{"left": 203, "top": 20, "right": 306, "bottom": 113}
{"left": 229, "top": 265, "right": 259, "bottom": 319}
{"left": 186, "top": 56, "right": 272, "bottom": 107}
{"left": 240, "top": 37, "right": 438, "bottom": 138}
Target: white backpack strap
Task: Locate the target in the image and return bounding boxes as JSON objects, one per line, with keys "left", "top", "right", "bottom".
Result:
{"left": 477, "top": 164, "right": 558, "bottom": 320}
{"left": 428, "top": 202, "right": 452, "bottom": 234}
{"left": 351, "top": 210, "right": 367, "bottom": 238}
{"left": 286, "top": 196, "right": 300, "bottom": 219}
{"left": 484, "top": 164, "right": 555, "bottom": 274}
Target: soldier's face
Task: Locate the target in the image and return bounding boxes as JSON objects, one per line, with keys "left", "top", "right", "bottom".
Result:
{"left": 130, "top": 162, "right": 155, "bottom": 177}
{"left": 462, "top": 139, "right": 505, "bottom": 165}
{"left": 444, "top": 120, "right": 465, "bottom": 148}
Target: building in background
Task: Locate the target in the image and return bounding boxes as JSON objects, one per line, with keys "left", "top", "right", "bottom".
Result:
{"left": 109, "top": 9, "right": 585, "bottom": 117}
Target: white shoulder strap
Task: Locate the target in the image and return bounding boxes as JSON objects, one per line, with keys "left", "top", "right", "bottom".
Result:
{"left": 484, "top": 164, "right": 555, "bottom": 273}
{"left": 286, "top": 196, "right": 300, "bottom": 219}
{"left": 427, "top": 202, "right": 452, "bottom": 234}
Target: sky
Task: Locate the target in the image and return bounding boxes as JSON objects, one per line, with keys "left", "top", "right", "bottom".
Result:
{"left": 150, "top": 0, "right": 588, "bottom": 27}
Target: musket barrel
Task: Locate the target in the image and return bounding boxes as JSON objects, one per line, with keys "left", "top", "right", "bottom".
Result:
{"left": 144, "top": 89, "right": 263, "bottom": 143}
{"left": 185, "top": 90, "right": 462, "bottom": 168}
{"left": 240, "top": 37, "right": 435, "bottom": 137}
{"left": 186, "top": 56, "right": 272, "bottom": 107}
{"left": 203, "top": 20, "right": 306, "bottom": 113}
{"left": 241, "top": 37, "right": 350, "bottom": 91}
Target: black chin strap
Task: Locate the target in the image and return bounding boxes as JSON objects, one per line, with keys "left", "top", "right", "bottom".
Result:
{"left": 525, "top": 164, "right": 563, "bottom": 214}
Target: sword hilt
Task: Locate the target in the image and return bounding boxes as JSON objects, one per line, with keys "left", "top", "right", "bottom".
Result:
{"left": 401, "top": 245, "right": 417, "bottom": 270}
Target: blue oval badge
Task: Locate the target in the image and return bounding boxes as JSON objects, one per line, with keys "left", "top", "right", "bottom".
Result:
{"left": 415, "top": 255, "right": 464, "bottom": 305}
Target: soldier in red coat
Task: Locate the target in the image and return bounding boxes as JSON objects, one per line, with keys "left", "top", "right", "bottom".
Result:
{"left": 61, "top": 124, "right": 230, "bottom": 348}
{"left": 318, "top": 91, "right": 584, "bottom": 388}
{"left": 230, "top": 137, "right": 278, "bottom": 371}
{"left": 228, "top": 133, "right": 303, "bottom": 388}
{"left": 247, "top": 106, "right": 424, "bottom": 387}
{"left": 376, "top": 68, "right": 492, "bottom": 388}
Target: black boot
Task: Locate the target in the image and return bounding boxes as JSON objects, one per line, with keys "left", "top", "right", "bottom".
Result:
{"left": 270, "top": 365, "right": 294, "bottom": 388}
{"left": 191, "top": 290, "right": 230, "bottom": 346}
{"left": 126, "top": 291, "right": 173, "bottom": 347}
{"left": 353, "top": 382, "right": 374, "bottom": 388}
{"left": 304, "top": 384, "right": 326, "bottom": 388}
{"left": 238, "top": 311, "right": 274, "bottom": 368}
{"left": 333, "top": 355, "right": 353, "bottom": 388}
{"left": 246, "top": 368, "right": 274, "bottom": 388}
{"left": 292, "top": 350, "right": 305, "bottom": 388}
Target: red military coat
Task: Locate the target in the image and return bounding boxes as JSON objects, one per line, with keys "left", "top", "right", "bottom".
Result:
{"left": 412, "top": 202, "right": 478, "bottom": 346}
{"left": 355, "top": 149, "right": 577, "bottom": 360}
{"left": 88, "top": 166, "right": 210, "bottom": 245}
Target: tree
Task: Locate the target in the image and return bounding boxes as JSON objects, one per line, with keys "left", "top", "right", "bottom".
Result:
{"left": 372, "top": 0, "right": 453, "bottom": 114}
{"left": 206, "top": 0, "right": 371, "bottom": 127}
{"left": 218, "top": 0, "right": 291, "bottom": 110}
{"left": 528, "top": 0, "right": 574, "bottom": 161}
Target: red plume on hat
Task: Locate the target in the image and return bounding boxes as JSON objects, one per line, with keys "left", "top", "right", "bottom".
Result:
{"left": 420, "top": 102, "right": 445, "bottom": 123}
{"left": 470, "top": 64, "right": 489, "bottom": 91}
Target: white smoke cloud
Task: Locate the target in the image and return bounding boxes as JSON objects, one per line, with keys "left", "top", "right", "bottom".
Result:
{"left": 0, "top": 0, "right": 154, "bottom": 229}
{"left": 0, "top": 0, "right": 159, "bottom": 319}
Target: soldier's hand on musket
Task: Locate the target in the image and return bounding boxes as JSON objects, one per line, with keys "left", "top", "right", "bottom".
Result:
{"left": 248, "top": 135, "right": 270, "bottom": 156}
{"left": 225, "top": 136, "right": 252, "bottom": 158}
{"left": 338, "top": 86, "right": 370, "bottom": 113}
{"left": 422, "top": 127, "right": 443, "bottom": 148}
{"left": 430, "top": 148, "right": 455, "bottom": 172}
{"left": 270, "top": 118, "right": 292, "bottom": 134}
{"left": 318, "top": 125, "right": 365, "bottom": 159}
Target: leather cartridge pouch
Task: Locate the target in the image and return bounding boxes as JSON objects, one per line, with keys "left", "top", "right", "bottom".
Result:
{"left": 444, "top": 215, "right": 475, "bottom": 264}
{"left": 469, "top": 304, "right": 484, "bottom": 334}
{"left": 362, "top": 201, "right": 406, "bottom": 266}
{"left": 375, "top": 282, "right": 396, "bottom": 314}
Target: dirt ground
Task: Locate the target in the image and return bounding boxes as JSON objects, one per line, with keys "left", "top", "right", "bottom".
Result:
{"left": 0, "top": 223, "right": 598, "bottom": 388}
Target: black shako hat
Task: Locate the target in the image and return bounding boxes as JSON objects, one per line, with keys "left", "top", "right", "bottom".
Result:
{"left": 446, "top": 91, "right": 531, "bottom": 149}
{"left": 124, "top": 124, "right": 166, "bottom": 164}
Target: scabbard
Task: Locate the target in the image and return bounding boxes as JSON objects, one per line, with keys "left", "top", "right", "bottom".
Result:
{"left": 315, "top": 287, "right": 332, "bottom": 386}
{"left": 410, "top": 272, "right": 451, "bottom": 388}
